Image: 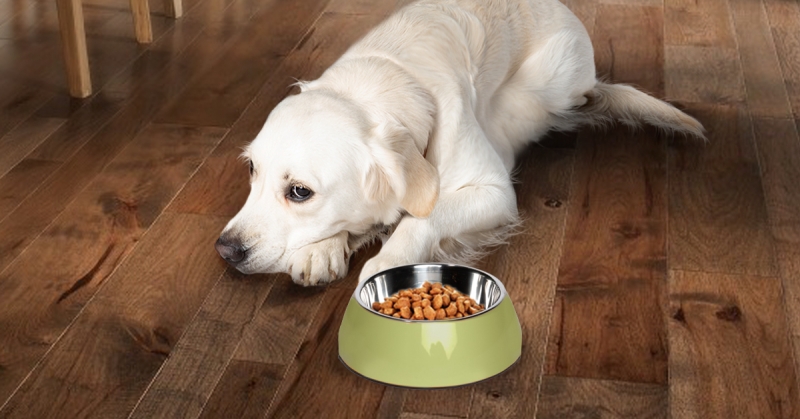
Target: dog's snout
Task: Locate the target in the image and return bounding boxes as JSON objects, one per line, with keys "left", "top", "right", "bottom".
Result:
{"left": 215, "top": 236, "right": 246, "bottom": 264}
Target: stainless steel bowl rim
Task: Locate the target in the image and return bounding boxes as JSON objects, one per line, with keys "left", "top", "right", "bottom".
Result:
{"left": 353, "top": 263, "right": 509, "bottom": 322}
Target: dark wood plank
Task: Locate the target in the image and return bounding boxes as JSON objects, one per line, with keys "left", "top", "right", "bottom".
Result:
{"left": 664, "top": 0, "right": 735, "bottom": 48}
{"left": 0, "top": 115, "right": 63, "bottom": 177}
{"left": 128, "top": 270, "right": 276, "bottom": 419}
{"left": 0, "top": 124, "right": 225, "bottom": 405}
{"left": 231, "top": 277, "right": 327, "bottom": 364}
{"left": 0, "top": 79, "right": 55, "bottom": 141}
{"left": 403, "top": 388, "right": 473, "bottom": 418}
{"left": 592, "top": 5, "right": 664, "bottom": 97}
{"left": 751, "top": 117, "right": 800, "bottom": 389}
{"left": 467, "top": 146, "right": 574, "bottom": 418}
{"left": 545, "top": 128, "right": 669, "bottom": 385}
{"left": 537, "top": 376, "right": 667, "bottom": 419}
{"left": 153, "top": 0, "right": 331, "bottom": 128}
{"left": 0, "top": 212, "right": 229, "bottom": 418}
{"left": 544, "top": 4, "right": 669, "bottom": 385}
{"left": 376, "top": 386, "right": 406, "bottom": 419}
{"left": 263, "top": 287, "right": 387, "bottom": 419}
{"left": 763, "top": 0, "right": 800, "bottom": 119}
{"left": 668, "top": 103, "right": 777, "bottom": 276}
{"left": 728, "top": 0, "right": 792, "bottom": 119}
{"left": 667, "top": 270, "right": 799, "bottom": 418}
{"left": 663, "top": 45, "right": 745, "bottom": 105}
{"left": 198, "top": 360, "right": 286, "bottom": 419}
{"left": 0, "top": 158, "right": 61, "bottom": 220}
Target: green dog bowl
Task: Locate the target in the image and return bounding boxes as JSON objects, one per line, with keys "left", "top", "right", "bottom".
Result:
{"left": 338, "top": 264, "right": 522, "bottom": 388}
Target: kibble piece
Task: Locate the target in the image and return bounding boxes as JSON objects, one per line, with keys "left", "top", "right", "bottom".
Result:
{"left": 468, "top": 306, "right": 479, "bottom": 315}
{"left": 432, "top": 282, "right": 442, "bottom": 290}
{"left": 411, "top": 294, "right": 422, "bottom": 302}
{"left": 413, "top": 306, "right": 424, "bottom": 320}
{"left": 383, "top": 307, "right": 395, "bottom": 315}
{"left": 381, "top": 300, "right": 394, "bottom": 311}
{"left": 445, "top": 302, "right": 458, "bottom": 317}
{"left": 423, "top": 305, "right": 436, "bottom": 320}
{"left": 399, "top": 290, "right": 413, "bottom": 298}
{"left": 456, "top": 297, "right": 466, "bottom": 314}
{"left": 433, "top": 294, "right": 443, "bottom": 309}
{"left": 412, "top": 301, "right": 422, "bottom": 309}
{"left": 422, "top": 281, "right": 432, "bottom": 292}
{"left": 393, "top": 312, "right": 401, "bottom": 318}
{"left": 456, "top": 312, "right": 463, "bottom": 318}
{"left": 372, "top": 302, "right": 381, "bottom": 310}
{"left": 421, "top": 299, "right": 431, "bottom": 308}
{"left": 421, "top": 293, "right": 432, "bottom": 300}
{"left": 400, "top": 306, "right": 411, "bottom": 319}
{"left": 394, "top": 297, "right": 410, "bottom": 309}
{"left": 435, "top": 308, "right": 446, "bottom": 319}
{"left": 430, "top": 287, "right": 443, "bottom": 295}
{"left": 442, "top": 293, "right": 451, "bottom": 307}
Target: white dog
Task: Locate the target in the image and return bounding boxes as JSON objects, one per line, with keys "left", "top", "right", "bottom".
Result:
{"left": 214, "top": 0, "right": 703, "bottom": 286}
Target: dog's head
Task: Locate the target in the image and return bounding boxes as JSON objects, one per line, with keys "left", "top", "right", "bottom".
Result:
{"left": 215, "top": 79, "right": 438, "bottom": 278}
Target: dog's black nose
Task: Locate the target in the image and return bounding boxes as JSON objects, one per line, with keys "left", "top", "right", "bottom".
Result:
{"left": 215, "top": 236, "right": 246, "bottom": 264}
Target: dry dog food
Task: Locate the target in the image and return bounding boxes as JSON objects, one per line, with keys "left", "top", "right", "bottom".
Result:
{"left": 371, "top": 281, "right": 485, "bottom": 320}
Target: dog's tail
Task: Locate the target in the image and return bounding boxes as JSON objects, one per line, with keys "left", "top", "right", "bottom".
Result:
{"left": 578, "top": 81, "right": 705, "bottom": 138}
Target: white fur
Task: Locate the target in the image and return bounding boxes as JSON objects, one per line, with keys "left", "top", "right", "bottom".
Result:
{"left": 219, "top": 0, "right": 704, "bottom": 286}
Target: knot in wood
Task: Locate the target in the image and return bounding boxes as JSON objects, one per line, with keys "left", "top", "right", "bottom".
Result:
{"left": 715, "top": 305, "right": 742, "bottom": 322}
{"left": 544, "top": 198, "right": 562, "bottom": 208}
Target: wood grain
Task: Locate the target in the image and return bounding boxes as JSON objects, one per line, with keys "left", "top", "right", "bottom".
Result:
{"left": 537, "top": 376, "right": 667, "bottom": 419}
{"left": 264, "top": 287, "right": 387, "bottom": 419}
{"left": 664, "top": 46, "right": 745, "bottom": 105}
{"left": 545, "top": 127, "right": 669, "bottom": 385}
{"left": 153, "top": 0, "right": 330, "bottom": 128}
{"left": 232, "top": 277, "right": 327, "bottom": 364}
{"left": 0, "top": 124, "right": 225, "bottom": 405}
{"left": 0, "top": 159, "right": 61, "bottom": 220}
{"left": 0, "top": 213, "right": 229, "bottom": 418}
{"left": 0, "top": 116, "right": 63, "bottom": 177}
{"left": 129, "top": 270, "right": 276, "bottom": 419}
{"left": 751, "top": 117, "right": 800, "bottom": 392}
{"left": 544, "top": 3, "right": 668, "bottom": 385}
{"left": 198, "top": 360, "right": 286, "bottom": 419}
{"left": 667, "top": 104, "right": 777, "bottom": 276}
{"left": 592, "top": 4, "right": 664, "bottom": 96}
{"left": 664, "top": 0, "right": 735, "bottom": 48}
{"left": 468, "top": 146, "right": 574, "bottom": 418}
{"left": 728, "top": 0, "right": 792, "bottom": 119}
{"left": 763, "top": 0, "right": 800, "bottom": 119}
{"left": 667, "top": 269, "right": 799, "bottom": 418}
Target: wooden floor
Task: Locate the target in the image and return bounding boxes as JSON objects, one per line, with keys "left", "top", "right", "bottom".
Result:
{"left": 0, "top": 0, "right": 799, "bottom": 417}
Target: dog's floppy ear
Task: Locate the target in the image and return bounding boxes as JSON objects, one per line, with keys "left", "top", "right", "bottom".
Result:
{"left": 364, "top": 122, "right": 439, "bottom": 218}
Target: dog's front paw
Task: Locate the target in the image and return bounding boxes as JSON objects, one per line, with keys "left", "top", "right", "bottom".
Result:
{"left": 359, "top": 252, "right": 415, "bottom": 283}
{"left": 289, "top": 232, "right": 350, "bottom": 286}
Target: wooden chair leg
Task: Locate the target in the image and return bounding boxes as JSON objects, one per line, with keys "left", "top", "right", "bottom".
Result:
{"left": 163, "top": 0, "right": 183, "bottom": 18}
{"left": 130, "top": 0, "right": 153, "bottom": 44}
{"left": 56, "top": 0, "right": 91, "bottom": 98}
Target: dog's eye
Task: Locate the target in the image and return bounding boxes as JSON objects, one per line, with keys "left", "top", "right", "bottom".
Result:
{"left": 249, "top": 160, "right": 254, "bottom": 176}
{"left": 288, "top": 185, "right": 313, "bottom": 202}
